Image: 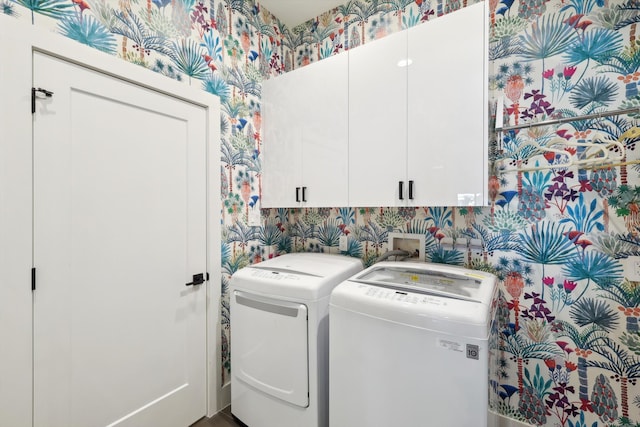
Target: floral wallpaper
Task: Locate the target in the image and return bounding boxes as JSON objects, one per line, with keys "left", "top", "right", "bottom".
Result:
{"left": 8, "top": 0, "right": 640, "bottom": 425}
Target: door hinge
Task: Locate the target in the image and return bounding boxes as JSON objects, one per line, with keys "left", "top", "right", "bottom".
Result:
{"left": 32, "top": 87, "right": 54, "bottom": 114}
{"left": 31, "top": 267, "right": 36, "bottom": 291}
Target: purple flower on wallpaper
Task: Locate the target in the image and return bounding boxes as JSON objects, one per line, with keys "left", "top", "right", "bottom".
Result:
{"left": 521, "top": 90, "right": 555, "bottom": 120}
{"left": 522, "top": 292, "right": 555, "bottom": 323}
{"left": 544, "top": 171, "right": 579, "bottom": 215}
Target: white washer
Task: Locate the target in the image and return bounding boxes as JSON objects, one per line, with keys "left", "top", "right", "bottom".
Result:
{"left": 230, "top": 253, "right": 363, "bottom": 427}
{"left": 329, "top": 261, "right": 498, "bottom": 427}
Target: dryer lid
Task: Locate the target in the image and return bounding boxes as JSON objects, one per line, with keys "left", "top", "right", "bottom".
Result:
{"left": 252, "top": 252, "right": 363, "bottom": 278}
{"left": 230, "top": 253, "right": 364, "bottom": 300}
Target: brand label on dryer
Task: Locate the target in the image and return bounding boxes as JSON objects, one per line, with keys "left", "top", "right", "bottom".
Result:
{"left": 437, "top": 338, "right": 463, "bottom": 353}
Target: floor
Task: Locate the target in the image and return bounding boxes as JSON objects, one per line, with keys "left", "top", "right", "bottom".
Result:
{"left": 191, "top": 406, "right": 244, "bottom": 427}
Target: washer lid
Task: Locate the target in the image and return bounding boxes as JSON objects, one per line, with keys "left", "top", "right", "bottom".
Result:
{"left": 352, "top": 261, "right": 496, "bottom": 305}
{"left": 230, "top": 253, "right": 364, "bottom": 300}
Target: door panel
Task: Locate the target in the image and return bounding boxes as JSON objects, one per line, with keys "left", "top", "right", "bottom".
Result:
{"left": 232, "top": 291, "right": 309, "bottom": 407}
{"left": 33, "top": 52, "right": 207, "bottom": 427}
{"left": 348, "top": 30, "right": 408, "bottom": 207}
{"left": 262, "top": 70, "right": 303, "bottom": 208}
{"left": 301, "top": 53, "right": 349, "bottom": 208}
{"left": 407, "top": 2, "right": 488, "bottom": 206}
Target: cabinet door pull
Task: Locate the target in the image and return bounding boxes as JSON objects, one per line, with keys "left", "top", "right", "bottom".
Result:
{"left": 302, "top": 187, "right": 307, "bottom": 202}
{"left": 409, "top": 180, "right": 414, "bottom": 200}
{"left": 296, "top": 187, "right": 300, "bottom": 202}
{"left": 399, "top": 181, "right": 404, "bottom": 200}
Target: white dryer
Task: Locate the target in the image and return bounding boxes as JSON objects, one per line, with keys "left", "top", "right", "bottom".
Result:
{"left": 329, "top": 261, "right": 498, "bottom": 427}
{"left": 230, "top": 253, "right": 363, "bottom": 427}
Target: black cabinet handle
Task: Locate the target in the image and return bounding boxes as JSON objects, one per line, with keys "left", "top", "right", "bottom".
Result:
{"left": 409, "top": 180, "right": 414, "bottom": 200}
{"left": 399, "top": 181, "right": 404, "bottom": 200}
{"left": 296, "top": 187, "right": 300, "bottom": 202}
{"left": 302, "top": 187, "right": 307, "bottom": 202}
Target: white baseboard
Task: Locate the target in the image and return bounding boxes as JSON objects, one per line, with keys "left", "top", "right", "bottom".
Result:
{"left": 212, "top": 394, "right": 528, "bottom": 425}
{"left": 219, "top": 382, "right": 231, "bottom": 410}
{"left": 489, "top": 410, "right": 532, "bottom": 427}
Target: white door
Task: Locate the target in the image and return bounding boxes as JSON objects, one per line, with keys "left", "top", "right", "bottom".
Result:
{"left": 32, "top": 51, "right": 208, "bottom": 427}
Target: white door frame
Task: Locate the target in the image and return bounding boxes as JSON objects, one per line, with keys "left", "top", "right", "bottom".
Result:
{"left": 0, "top": 14, "right": 223, "bottom": 425}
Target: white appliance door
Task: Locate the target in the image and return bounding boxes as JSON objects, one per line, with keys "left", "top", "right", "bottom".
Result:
{"left": 232, "top": 291, "right": 309, "bottom": 407}
{"left": 330, "top": 304, "right": 488, "bottom": 427}
{"left": 32, "top": 51, "right": 207, "bottom": 427}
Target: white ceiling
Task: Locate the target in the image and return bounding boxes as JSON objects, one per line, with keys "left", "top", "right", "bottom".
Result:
{"left": 259, "top": 0, "right": 346, "bottom": 28}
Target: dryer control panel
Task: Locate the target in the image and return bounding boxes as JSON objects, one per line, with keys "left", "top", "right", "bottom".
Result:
{"left": 249, "top": 269, "right": 302, "bottom": 282}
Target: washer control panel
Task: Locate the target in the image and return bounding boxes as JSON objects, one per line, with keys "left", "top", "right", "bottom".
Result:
{"left": 354, "top": 282, "right": 447, "bottom": 306}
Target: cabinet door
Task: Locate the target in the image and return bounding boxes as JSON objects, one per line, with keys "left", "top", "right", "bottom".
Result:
{"left": 300, "top": 53, "right": 349, "bottom": 207}
{"left": 348, "top": 30, "right": 408, "bottom": 207}
{"left": 407, "top": 2, "right": 488, "bottom": 206}
{"left": 262, "top": 71, "right": 304, "bottom": 208}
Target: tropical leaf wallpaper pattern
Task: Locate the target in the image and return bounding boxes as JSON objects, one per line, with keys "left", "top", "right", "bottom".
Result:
{"left": 8, "top": 0, "right": 640, "bottom": 424}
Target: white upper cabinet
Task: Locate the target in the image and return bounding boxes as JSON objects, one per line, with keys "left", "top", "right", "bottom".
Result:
{"left": 407, "top": 1, "right": 488, "bottom": 207}
{"left": 262, "top": 69, "right": 304, "bottom": 208}
{"left": 262, "top": 53, "right": 349, "bottom": 208}
{"left": 300, "top": 53, "right": 349, "bottom": 207}
{"left": 348, "top": 30, "right": 408, "bottom": 207}
{"left": 262, "top": 2, "right": 488, "bottom": 208}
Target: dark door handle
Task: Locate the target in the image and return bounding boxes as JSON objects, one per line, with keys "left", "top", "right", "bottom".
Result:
{"left": 296, "top": 187, "right": 300, "bottom": 202}
{"left": 399, "top": 181, "right": 404, "bottom": 200}
{"left": 185, "top": 273, "right": 206, "bottom": 286}
{"left": 409, "top": 180, "right": 414, "bottom": 200}
{"left": 302, "top": 187, "right": 307, "bottom": 202}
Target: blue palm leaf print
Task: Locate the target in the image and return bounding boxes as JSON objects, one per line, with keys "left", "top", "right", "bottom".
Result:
{"left": 563, "top": 28, "right": 622, "bottom": 66}
{"left": 14, "top": 0, "right": 72, "bottom": 23}
{"left": 58, "top": 14, "right": 116, "bottom": 53}
{"left": 201, "top": 29, "right": 223, "bottom": 63}
{"left": 569, "top": 75, "right": 618, "bottom": 110}
{"left": 519, "top": 13, "right": 576, "bottom": 61}
{"left": 168, "top": 38, "right": 210, "bottom": 80}
{"left": 515, "top": 221, "right": 575, "bottom": 265}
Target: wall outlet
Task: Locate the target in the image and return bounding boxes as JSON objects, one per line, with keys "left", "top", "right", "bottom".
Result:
{"left": 388, "top": 232, "right": 425, "bottom": 261}
{"left": 624, "top": 256, "right": 640, "bottom": 282}
{"left": 339, "top": 235, "right": 348, "bottom": 252}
